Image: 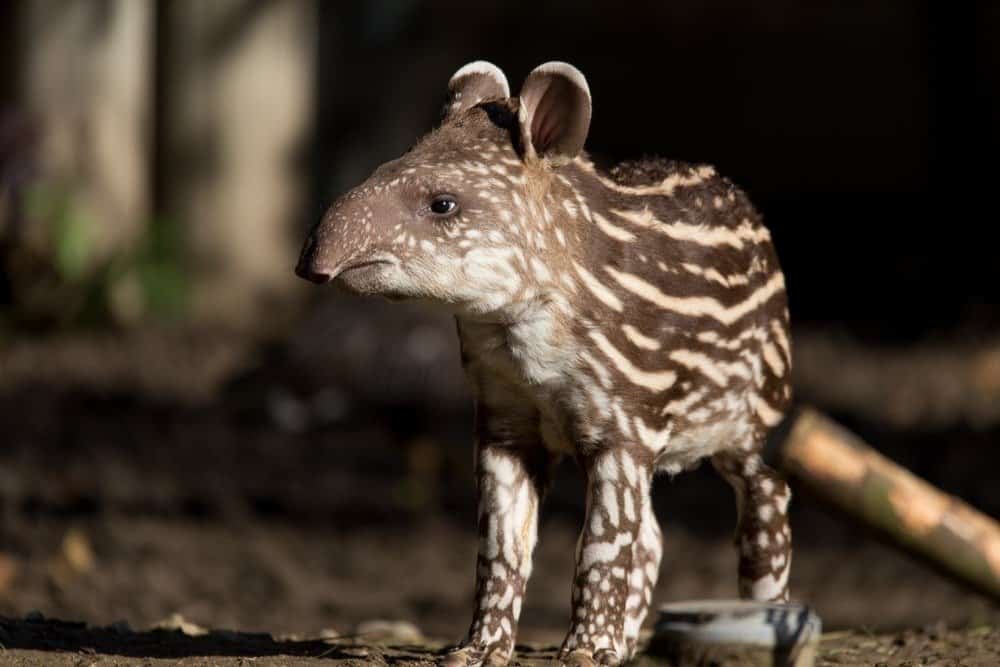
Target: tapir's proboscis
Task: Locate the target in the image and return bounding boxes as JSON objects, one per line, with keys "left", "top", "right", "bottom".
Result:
{"left": 296, "top": 61, "right": 793, "bottom": 667}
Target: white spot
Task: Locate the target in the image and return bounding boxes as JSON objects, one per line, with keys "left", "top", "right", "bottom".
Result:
{"left": 581, "top": 532, "right": 633, "bottom": 569}
{"left": 623, "top": 489, "right": 636, "bottom": 522}
{"left": 591, "top": 512, "right": 605, "bottom": 537}
{"left": 601, "top": 482, "right": 620, "bottom": 527}
{"left": 749, "top": 565, "right": 790, "bottom": 601}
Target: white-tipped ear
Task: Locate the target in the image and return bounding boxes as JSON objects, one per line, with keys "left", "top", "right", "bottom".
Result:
{"left": 518, "top": 62, "right": 591, "bottom": 166}
{"left": 444, "top": 61, "right": 510, "bottom": 120}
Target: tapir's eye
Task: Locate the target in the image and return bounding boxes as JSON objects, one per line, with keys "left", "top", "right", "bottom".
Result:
{"left": 430, "top": 195, "right": 459, "bottom": 217}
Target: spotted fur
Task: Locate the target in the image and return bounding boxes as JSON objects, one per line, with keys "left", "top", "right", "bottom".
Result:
{"left": 297, "top": 61, "right": 793, "bottom": 667}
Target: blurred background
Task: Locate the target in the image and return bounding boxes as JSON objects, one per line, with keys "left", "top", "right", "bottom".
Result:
{"left": 0, "top": 0, "right": 997, "bottom": 645}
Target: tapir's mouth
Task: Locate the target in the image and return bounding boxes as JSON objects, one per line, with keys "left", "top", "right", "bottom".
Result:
{"left": 331, "top": 257, "right": 399, "bottom": 294}
{"left": 337, "top": 259, "right": 394, "bottom": 275}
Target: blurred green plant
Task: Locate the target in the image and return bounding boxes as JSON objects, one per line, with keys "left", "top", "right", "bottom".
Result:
{"left": 1, "top": 182, "right": 190, "bottom": 330}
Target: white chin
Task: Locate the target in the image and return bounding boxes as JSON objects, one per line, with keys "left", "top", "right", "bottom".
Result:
{"left": 334, "top": 264, "right": 413, "bottom": 300}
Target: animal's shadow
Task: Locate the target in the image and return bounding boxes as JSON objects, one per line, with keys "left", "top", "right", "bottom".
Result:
{"left": 0, "top": 615, "right": 452, "bottom": 663}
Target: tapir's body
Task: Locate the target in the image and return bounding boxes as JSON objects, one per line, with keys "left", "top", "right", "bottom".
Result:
{"left": 297, "top": 61, "right": 792, "bottom": 667}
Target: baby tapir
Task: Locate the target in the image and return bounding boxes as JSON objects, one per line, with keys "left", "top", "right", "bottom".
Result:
{"left": 296, "top": 61, "right": 793, "bottom": 667}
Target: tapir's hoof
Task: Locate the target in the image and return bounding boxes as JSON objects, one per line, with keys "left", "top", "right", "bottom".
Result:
{"left": 593, "top": 648, "right": 621, "bottom": 665}
{"left": 439, "top": 646, "right": 486, "bottom": 667}
{"left": 483, "top": 652, "right": 509, "bottom": 667}
{"left": 560, "top": 649, "right": 595, "bottom": 667}
{"left": 559, "top": 648, "right": 622, "bottom": 667}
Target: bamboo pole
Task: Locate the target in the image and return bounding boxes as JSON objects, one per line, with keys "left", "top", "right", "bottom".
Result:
{"left": 765, "top": 408, "right": 1000, "bottom": 602}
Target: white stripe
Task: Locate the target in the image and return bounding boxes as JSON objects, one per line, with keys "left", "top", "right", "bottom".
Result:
{"left": 605, "top": 266, "right": 785, "bottom": 326}
{"left": 761, "top": 341, "right": 786, "bottom": 376}
{"left": 770, "top": 319, "right": 791, "bottom": 360}
{"left": 661, "top": 388, "right": 707, "bottom": 416}
{"left": 590, "top": 331, "right": 677, "bottom": 392}
{"left": 668, "top": 349, "right": 729, "bottom": 386}
{"left": 621, "top": 324, "right": 661, "bottom": 351}
{"left": 632, "top": 415, "right": 672, "bottom": 452}
{"left": 613, "top": 209, "right": 770, "bottom": 250}
{"left": 580, "top": 351, "right": 613, "bottom": 389}
{"left": 612, "top": 401, "right": 635, "bottom": 440}
{"left": 681, "top": 262, "right": 750, "bottom": 288}
{"left": 749, "top": 392, "right": 784, "bottom": 426}
{"left": 577, "top": 159, "right": 716, "bottom": 196}
{"left": 593, "top": 212, "right": 637, "bottom": 242}
{"left": 573, "top": 261, "right": 623, "bottom": 312}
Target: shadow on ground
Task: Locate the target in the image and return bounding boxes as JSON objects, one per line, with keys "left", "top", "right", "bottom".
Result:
{"left": 0, "top": 615, "right": 450, "bottom": 664}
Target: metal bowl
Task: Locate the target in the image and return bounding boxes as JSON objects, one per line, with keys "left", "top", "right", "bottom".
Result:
{"left": 646, "top": 600, "right": 822, "bottom": 667}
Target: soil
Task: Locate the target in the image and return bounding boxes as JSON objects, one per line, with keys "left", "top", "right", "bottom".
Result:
{"left": 0, "top": 316, "right": 998, "bottom": 665}
{"left": 0, "top": 615, "right": 997, "bottom": 666}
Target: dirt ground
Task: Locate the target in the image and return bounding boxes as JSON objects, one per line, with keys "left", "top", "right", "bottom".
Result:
{"left": 0, "top": 615, "right": 998, "bottom": 666}
{"left": 0, "top": 323, "right": 998, "bottom": 665}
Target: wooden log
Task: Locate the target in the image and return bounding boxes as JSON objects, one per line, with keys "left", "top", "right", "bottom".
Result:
{"left": 765, "top": 408, "right": 1000, "bottom": 602}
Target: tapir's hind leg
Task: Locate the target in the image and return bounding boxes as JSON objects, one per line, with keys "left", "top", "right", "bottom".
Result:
{"left": 712, "top": 450, "right": 792, "bottom": 601}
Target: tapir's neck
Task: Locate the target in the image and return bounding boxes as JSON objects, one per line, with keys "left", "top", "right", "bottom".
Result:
{"left": 456, "top": 291, "right": 578, "bottom": 391}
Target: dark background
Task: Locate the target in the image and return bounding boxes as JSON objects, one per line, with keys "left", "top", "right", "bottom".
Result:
{"left": 0, "top": 0, "right": 997, "bottom": 646}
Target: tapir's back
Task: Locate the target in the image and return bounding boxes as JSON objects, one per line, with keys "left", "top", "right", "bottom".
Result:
{"left": 556, "top": 156, "right": 792, "bottom": 468}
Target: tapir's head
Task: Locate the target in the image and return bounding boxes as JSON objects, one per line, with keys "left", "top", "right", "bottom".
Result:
{"left": 295, "top": 61, "right": 592, "bottom": 316}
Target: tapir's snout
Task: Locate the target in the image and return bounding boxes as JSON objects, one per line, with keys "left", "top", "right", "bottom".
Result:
{"left": 294, "top": 190, "right": 406, "bottom": 292}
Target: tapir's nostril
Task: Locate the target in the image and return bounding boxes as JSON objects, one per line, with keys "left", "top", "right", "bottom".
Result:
{"left": 295, "top": 234, "right": 333, "bottom": 284}
{"left": 295, "top": 258, "right": 333, "bottom": 284}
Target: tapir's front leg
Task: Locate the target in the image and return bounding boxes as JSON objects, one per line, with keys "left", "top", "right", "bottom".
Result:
{"left": 442, "top": 402, "right": 551, "bottom": 667}
{"left": 561, "top": 448, "right": 654, "bottom": 667}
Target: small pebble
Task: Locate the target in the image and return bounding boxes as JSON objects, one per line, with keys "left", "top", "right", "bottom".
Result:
{"left": 152, "top": 613, "right": 208, "bottom": 637}
{"left": 355, "top": 619, "right": 423, "bottom": 644}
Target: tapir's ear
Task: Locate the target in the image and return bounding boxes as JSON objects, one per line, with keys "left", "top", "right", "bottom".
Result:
{"left": 517, "top": 62, "right": 591, "bottom": 167}
{"left": 443, "top": 61, "right": 510, "bottom": 120}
